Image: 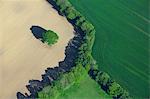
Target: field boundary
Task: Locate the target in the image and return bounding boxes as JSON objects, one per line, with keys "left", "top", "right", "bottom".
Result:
{"left": 17, "top": 0, "right": 131, "bottom": 98}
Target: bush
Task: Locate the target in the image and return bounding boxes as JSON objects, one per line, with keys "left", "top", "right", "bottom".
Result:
{"left": 42, "top": 30, "right": 59, "bottom": 46}
{"left": 96, "top": 72, "right": 110, "bottom": 86}
{"left": 75, "top": 16, "right": 86, "bottom": 27}
{"left": 107, "top": 82, "right": 124, "bottom": 98}
{"left": 64, "top": 7, "right": 80, "bottom": 20}
{"left": 80, "top": 21, "right": 95, "bottom": 34}
{"left": 55, "top": 0, "right": 72, "bottom": 14}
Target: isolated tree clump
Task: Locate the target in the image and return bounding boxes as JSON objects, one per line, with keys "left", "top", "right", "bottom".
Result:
{"left": 42, "top": 30, "right": 59, "bottom": 46}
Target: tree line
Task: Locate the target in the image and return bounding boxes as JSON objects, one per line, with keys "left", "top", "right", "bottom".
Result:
{"left": 48, "top": 0, "right": 131, "bottom": 98}
{"left": 17, "top": 0, "right": 131, "bottom": 99}
{"left": 89, "top": 69, "right": 130, "bottom": 99}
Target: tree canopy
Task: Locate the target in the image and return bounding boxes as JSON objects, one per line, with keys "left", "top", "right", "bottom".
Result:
{"left": 42, "top": 30, "right": 59, "bottom": 46}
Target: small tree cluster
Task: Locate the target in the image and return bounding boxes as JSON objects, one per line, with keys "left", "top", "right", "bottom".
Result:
{"left": 42, "top": 30, "right": 59, "bottom": 46}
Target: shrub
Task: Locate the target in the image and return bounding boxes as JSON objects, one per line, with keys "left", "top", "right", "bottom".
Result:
{"left": 107, "top": 82, "right": 124, "bottom": 98}
{"left": 56, "top": 0, "right": 72, "bottom": 14}
{"left": 80, "top": 21, "right": 95, "bottom": 34}
{"left": 42, "top": 30, "right": 59, "bottom": 46}
{"left": 75, "top": 16, "right": 86, "bottom": 27}
{"left": 96, "top": 72, "right": 110, "bottom": 86}
{"left": 65, "top": 7, "right": 80, "bottom": 20}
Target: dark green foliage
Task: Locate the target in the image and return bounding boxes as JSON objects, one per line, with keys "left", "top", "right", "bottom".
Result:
{"left": 55, "top": 0, "right": 72, "bottom": 14}
{"left": 96, "top": 71, "right": 110, "bottom": 86}
{"left": 89, "top": 69, "right": 131, "bottom": 99}
{"left": 80, "top": 21, "right": 94, "bottom": 34}
{"left": 119, "top": 91, "right": 130, "bottom": 99}
{"left": 65, "top": 7, "right": 80, "bottom": 20}
{"left": 42, "top": 30, "right": 59, "bottom": 46}
{"left": 107, "top": 82, "right": 124, "bottom": 98}
{"left": 54, "top": 0, "right": 80, "bottom": 20}
{"left": 75, "top": 16, "right": 86, "bottom": 27}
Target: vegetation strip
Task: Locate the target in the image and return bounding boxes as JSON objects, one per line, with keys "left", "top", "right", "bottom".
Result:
{"left": 17, "top": 0, "right": 131, "bottom": 99}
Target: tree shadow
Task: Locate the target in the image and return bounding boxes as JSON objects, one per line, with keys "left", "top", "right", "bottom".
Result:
{"left": 30, "top": 26, "right": 47, "bottom": 39}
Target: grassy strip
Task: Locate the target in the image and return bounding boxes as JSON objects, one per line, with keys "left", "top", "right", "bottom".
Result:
{"left": 38, "top": 64, "right": 87, "bottom": 98}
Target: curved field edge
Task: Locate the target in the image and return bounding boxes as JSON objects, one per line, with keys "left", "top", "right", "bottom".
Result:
{"left": 69, "top": 0, "right": 149, "bottom": 98}
{"left": 17, "top": 0, "right": 131, "bottom": 99}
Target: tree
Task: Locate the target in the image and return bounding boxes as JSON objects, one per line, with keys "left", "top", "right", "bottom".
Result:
{"left": 42, "top": 30, "right": 59, "bottom": 46}
{"left": 96, "top": 72, "right": 110, "bottom": 86}
{"left": 56, "top": 0, "right": 72, "bottom": 14}
{"left": 75, "top": 16, "right": 86, "bottom": 27}
{"left": 80, "top": 21, "right": 94, "bottom": 33}
{"left": 65, "top": 7, "right": 80, "bottom": 20}
{"left": 119, "top": 91, "right": 130, "bottom": 99}
{"left": 107, "top": 82, "right": 124, "bottom": 98}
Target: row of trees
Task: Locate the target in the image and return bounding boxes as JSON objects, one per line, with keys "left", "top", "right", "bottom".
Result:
{"left": 89, "top": 69, "right": 130, "bottom": 99}
{"left": 51, "top": 0, "right": 96, "bottom": 67}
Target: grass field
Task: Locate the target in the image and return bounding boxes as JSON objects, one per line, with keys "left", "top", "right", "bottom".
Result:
{"left": 69, "top": 0, "right": 149, "bottom": 98}
{"left": 57, "top": 74, "right": 111, "bottom": 99}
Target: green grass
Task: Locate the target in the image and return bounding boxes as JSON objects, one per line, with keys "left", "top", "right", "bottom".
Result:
{"left": 57, "top": 74, "right": 111, "bottom": 99}
{"left": 38, "top": 64, "right": 110, "bottom": 99}
{"left": 69, "top": 0, "right": 149, "bottom": 98}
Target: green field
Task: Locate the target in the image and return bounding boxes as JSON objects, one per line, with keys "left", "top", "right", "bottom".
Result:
{"left": 57, "top": 74, "right": 111, "bottom": 99}
{"left": 69, "top": 0, "right": 149, "bottom": 98}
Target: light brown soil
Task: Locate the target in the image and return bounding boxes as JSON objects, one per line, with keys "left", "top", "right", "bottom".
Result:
{"left": 0, "top": 0, "right": 74, "bottom": 99}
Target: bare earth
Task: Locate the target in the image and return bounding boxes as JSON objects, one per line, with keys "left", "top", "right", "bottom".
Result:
{"left": 0, "top": 0, "right": 74, "bottom": 99}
